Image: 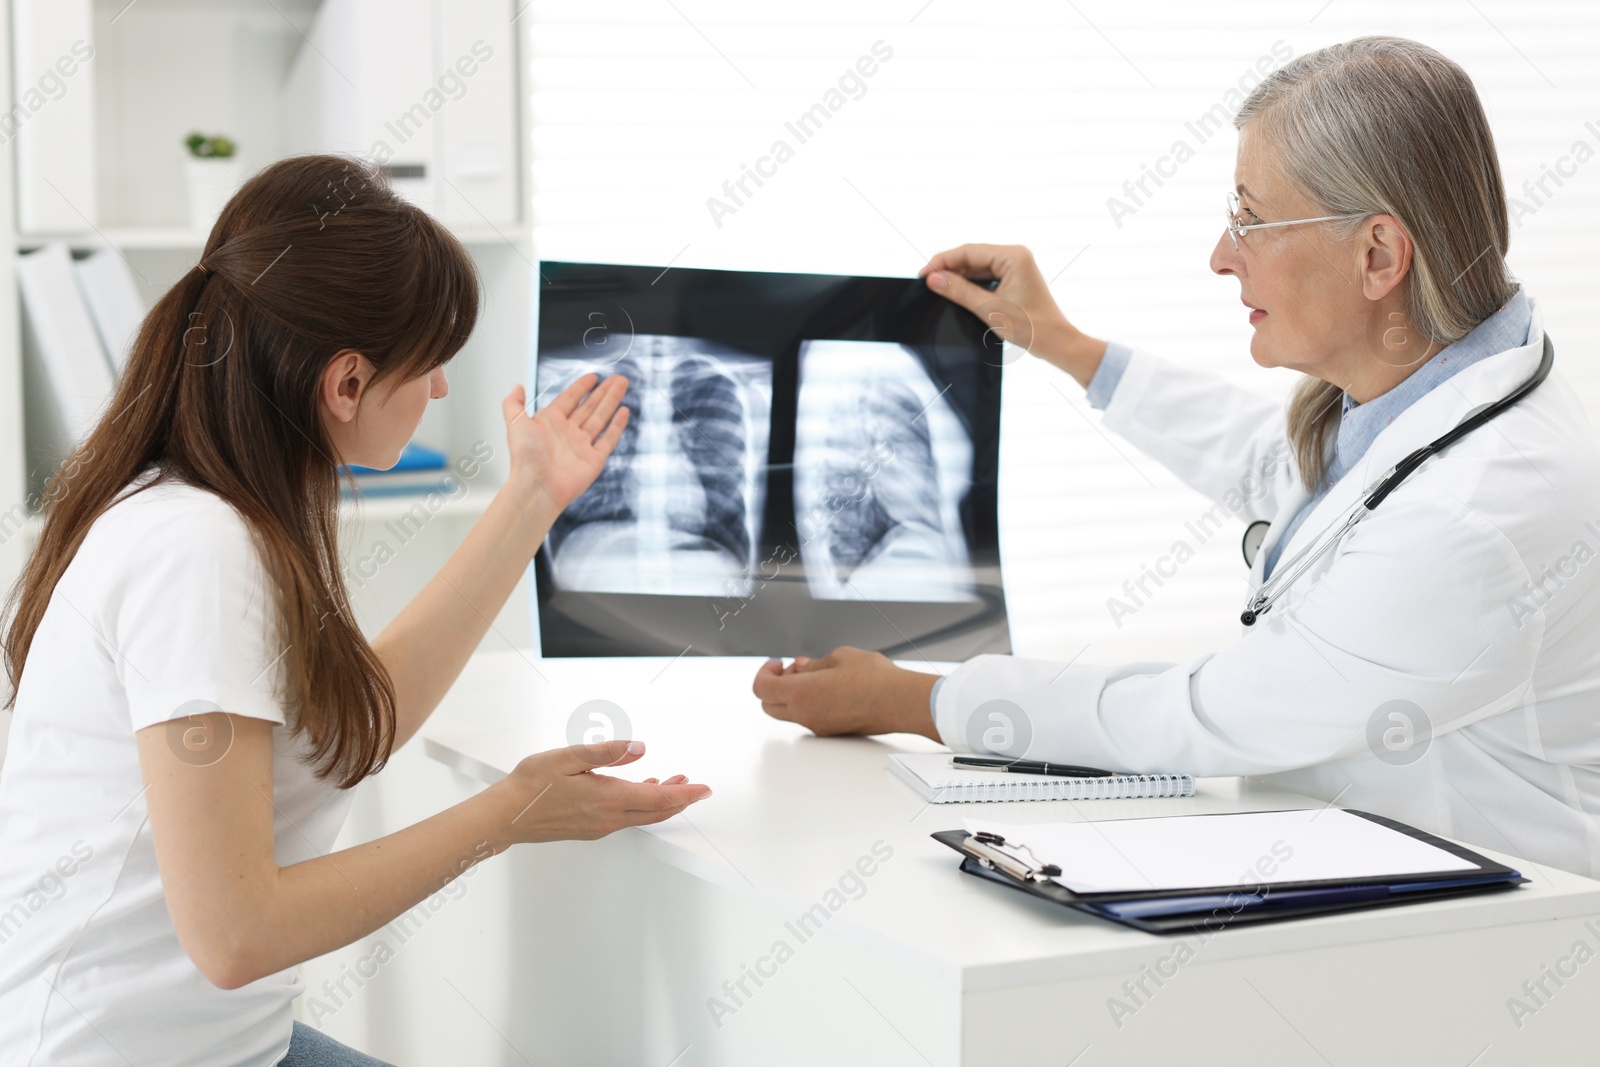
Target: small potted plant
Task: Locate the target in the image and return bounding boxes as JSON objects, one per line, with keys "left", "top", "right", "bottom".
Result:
{"left": 183, "top": 132, "right": 239, "bottom": 231}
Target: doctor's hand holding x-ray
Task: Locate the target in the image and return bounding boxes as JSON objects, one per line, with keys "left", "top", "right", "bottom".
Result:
{"left": 752, "top": 36, "right": 1600, "bottom": 879}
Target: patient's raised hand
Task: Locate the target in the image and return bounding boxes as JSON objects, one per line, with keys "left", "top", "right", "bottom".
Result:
{"left": 503, "top": 373, "right": 631, "bottom": 510}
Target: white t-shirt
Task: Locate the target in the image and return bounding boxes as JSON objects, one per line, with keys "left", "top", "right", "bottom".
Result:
{"left": 0, "top": 470, "right": 357, "bottom": 1066}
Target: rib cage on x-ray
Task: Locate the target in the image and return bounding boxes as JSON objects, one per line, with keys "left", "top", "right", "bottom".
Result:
{"left": 794, "top": 340, "right": 976, "bottom": 603}
{"left": 539, "top": 335, "right": 771, "bottom": 597}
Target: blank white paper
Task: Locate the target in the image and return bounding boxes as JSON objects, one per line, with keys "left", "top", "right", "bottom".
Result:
{"left": 965, "top": 809, "right": 1478, "bottom": 894}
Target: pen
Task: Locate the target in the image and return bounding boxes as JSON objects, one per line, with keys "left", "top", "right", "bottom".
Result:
{"left": 951, "top": 756, "right": 1121, "bottom": 777}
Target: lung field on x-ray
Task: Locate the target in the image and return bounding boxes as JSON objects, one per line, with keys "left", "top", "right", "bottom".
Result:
{"left": 794, "top": 340, "right": 976, "bottom": 603}
{"left": 671, "top": 356, "right": 750, "bottom": 564}
{"left": 540, "top": 335, "right": 771, "bottom": 598}
{"left": 820, "top": 379, "right": 942, "bottom": 576}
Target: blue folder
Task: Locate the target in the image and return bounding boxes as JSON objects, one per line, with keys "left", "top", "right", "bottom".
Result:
{"left": 345, "top": 440, "right": 448, "bottom": 476}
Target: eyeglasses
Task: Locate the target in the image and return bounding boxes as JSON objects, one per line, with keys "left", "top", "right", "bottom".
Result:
{"left": 1225, "top": 191, "right": 1365, "bottom": 251}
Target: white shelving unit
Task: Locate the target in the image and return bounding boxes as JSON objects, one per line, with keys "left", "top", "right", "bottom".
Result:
{"left": 0, "top": 0, "right": 536, "bottom": 645}
{"left": 23, "top": 222, "right": 525, "bottom": 252}
{"left": 0, "top": 5, "right": 20, "bottom": 619}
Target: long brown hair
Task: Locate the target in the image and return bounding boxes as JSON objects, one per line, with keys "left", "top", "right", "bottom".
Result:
{"left": 1234, "top": 37, "right": 1518, "bottom": 489}
{"left": 2, "top": 154, "right": 480, "bottom": 787}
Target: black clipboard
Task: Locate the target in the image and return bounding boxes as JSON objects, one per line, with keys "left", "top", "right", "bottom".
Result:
{"left": 932, "top": 809, "right": 1527, "bottom": 935}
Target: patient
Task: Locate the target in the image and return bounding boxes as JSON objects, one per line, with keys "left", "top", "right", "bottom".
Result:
{"left": 0, "top": 154, "right": 709, "bottom": 1067}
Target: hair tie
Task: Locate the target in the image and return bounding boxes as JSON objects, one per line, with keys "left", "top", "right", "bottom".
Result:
{"left": 195, "top": 262, "right": 211, "bottom": 277}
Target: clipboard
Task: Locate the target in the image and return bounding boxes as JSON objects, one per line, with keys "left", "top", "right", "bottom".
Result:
{"left": 932, "top": 809, "right": 1527, "bottom": 935}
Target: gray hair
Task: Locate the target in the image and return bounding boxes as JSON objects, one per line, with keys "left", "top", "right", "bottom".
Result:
{"left": 1234, "top": 36, "right": 1518, "bottom": 489}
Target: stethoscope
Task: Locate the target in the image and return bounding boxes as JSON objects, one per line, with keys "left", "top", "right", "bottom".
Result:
{"left": 1239, "top": 332, "right": 1554, "bottom": 626}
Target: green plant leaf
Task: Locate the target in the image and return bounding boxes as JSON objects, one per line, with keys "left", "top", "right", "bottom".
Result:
{"left": 184, "top": 132, "right": 236, "bottom": 158}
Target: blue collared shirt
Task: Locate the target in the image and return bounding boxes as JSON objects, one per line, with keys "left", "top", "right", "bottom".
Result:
{"left": 1087, "top": 286, "right": 1531, "bottom": 578}
{"left": 933, "top": 287, "right": 1534, "bottom": 727}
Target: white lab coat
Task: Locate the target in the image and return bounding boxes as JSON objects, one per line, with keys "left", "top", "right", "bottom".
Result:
{"left": 934, "top": 299, "right": 1600, "bottom": 879}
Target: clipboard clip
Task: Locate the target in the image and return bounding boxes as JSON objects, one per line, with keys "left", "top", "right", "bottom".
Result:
{"left": 960, "top": 831, "right": 1062, "bottom": 884}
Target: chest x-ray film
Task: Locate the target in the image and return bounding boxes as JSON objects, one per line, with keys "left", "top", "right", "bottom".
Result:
{"left": 531, "top": 261, "right": 1010, "bottom": 660}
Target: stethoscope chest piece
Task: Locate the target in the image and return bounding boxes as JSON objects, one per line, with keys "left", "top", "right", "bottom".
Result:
{"left": 1241, "top": 520, "right": 1271, "bottom": 568}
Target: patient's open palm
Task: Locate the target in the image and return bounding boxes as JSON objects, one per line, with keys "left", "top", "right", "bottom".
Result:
{"left": 503, "top": 373, "right": 631, "bottom": 510}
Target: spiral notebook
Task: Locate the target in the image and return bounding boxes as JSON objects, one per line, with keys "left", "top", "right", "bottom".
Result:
{"left": 889, "top": 753, "right": 1195, "bottom": 803}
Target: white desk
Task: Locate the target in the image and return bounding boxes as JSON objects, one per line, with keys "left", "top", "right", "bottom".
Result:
{"left": 422, "top": 650, "right": 1600, "bottom": 1066}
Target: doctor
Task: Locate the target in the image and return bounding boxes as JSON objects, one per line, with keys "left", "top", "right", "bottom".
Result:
{"left": 752, "top": 36, "right": 1600, "bottom": 879}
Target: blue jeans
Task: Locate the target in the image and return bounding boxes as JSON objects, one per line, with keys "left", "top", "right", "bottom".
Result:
{"left": 277, "top": 1022, "right": 395, "bottom": 1066}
